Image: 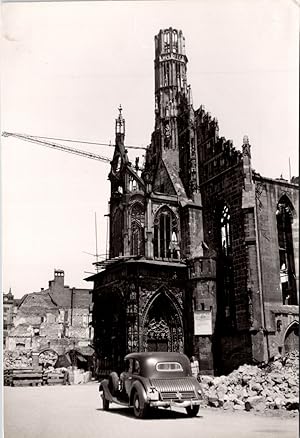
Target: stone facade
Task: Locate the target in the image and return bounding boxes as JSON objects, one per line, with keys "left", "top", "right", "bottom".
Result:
{"left": 88, "top": 28, "right": 299, "bottom": 376}
{"left": 5, "top": 270, "right": 94, "bottom": 359}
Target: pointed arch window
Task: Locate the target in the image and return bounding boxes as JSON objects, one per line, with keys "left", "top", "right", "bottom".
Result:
{"left": 164, "top": 31, "right": 170, "bottom": 52}
{"left": 221, "top": 205, "right": 231, "bottom": 257}
{"left": 111, "top": 208, "right": 123, "bottom": 258}
{"left": 154, "top": 207, "right": 180, "bottom": 260}
{"left": 276, "top": 197, "right": 297, "bottom": 305}
{"left": 130, "top": 203, "right": 145, "bottom": 256}
{"left": 219, "top": 204, "right": 234, "bottom": 324}
{"left": 172, "top": 30, "right": 178, "bottom": 53}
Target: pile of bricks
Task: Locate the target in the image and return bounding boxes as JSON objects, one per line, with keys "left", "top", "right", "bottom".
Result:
{"left": 39, "top": 350, "right": 58, "bottom": 367}
{"left": 4, "top": 351, "right": 32, "bottom": 369}
{"left": 200, "top": 350, "right": 299, "bottom": 412}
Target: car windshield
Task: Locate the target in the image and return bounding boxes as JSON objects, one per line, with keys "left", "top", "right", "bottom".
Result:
{"left": 155, "top": 362, "right": 183, "bottom": 372}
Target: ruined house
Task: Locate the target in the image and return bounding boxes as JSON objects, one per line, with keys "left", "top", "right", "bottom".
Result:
{"left": 5, "top": 269, "right": 94, "bottom": 367}
{"left": 3, "top": 288, "right": 19, "bottom": 348}
{"left": 87, "top": 28, "right": 299, "bottom": 376}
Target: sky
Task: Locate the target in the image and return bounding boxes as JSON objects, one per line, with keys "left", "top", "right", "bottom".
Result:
{"left": 1, "top": 0, "right": 299, "bottom": 298}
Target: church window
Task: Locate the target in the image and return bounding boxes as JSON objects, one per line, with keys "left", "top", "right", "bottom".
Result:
{"left": 172, "top": 30, "right": 178, "bottom": 53}
{"left": 164, "top": 31, "right": 170, "bottom": 52}
{"left": 111, "top": 207, "right": 123, "bottom": 258}
{"left": 154, "top": 207, "right": 180, "bottom": 260}
{"left": 176, "top": 64, "right": 181, "bottom": 88}
{"left": 276, "top": 196, "right": 297, "bottom": 305}
{"left": 130, "top": 203, "right": 145, "bottom": 256}
{"left": 129, "top": 176, "right": 138, "bottom": 192}
{"left": 221, "top": 205, "right": 231, "bottom": 256}
{"left": 164, "top": 63, "right": 170, "bottom": 86}
{"left": 219, "top": 204, "right": 234, "bottom": 325}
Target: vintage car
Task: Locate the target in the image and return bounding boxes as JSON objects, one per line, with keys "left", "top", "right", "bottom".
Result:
{"left": 99, "top": 352, "right": 203, "bottom": 418}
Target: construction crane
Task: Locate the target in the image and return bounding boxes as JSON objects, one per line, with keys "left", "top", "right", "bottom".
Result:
{"left": 2, "top": 131, "right": 146, "bottom": 164}
{"left": 2, "top": 130, "right": 146, "bottom": 270}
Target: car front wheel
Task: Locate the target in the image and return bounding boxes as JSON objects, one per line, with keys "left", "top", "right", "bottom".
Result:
{"left": 186, "top": 405, "right": 199, "bottom": 417}
{"left": 133, "top": 392, "right": 148, "bottom": 419}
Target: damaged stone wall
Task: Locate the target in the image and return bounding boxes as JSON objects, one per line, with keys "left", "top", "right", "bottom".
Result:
{"left": 5, "top": 270, "right": 92, "bottom": 358}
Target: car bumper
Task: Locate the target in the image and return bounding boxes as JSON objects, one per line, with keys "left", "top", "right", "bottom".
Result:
{"left": 148, "top": 399, "right": 201, "bottom": 408}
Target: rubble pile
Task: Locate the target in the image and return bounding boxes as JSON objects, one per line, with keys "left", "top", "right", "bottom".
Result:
{"left": 39, "top": 350, "right": 58, "bottom": 368}
{"left": 4, "top": 351, "right": 32, "bottom": 369}
{"left": 200, "top": 351, "right": 299, "bottom": 412}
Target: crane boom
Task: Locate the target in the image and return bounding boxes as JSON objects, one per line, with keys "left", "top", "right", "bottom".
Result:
{"left": 2, "top": 131, "right": 112, "bottom": 163}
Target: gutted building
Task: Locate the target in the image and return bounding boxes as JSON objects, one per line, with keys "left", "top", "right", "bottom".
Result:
{"left": 3, "top": 289, "right": 18, "bottom": 348}
{"left": 5, "top": 270, "right": 94, "bottom": 366}
{"left": 88, "top": 28, "right": 299, "bottom": 376}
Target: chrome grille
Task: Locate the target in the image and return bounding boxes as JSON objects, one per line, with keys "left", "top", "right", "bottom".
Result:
{"left": 151, "top": 379, "right": 197, "bottom": 400}
{"left": 160, "top": 391, "right": 196, "bottom": 400}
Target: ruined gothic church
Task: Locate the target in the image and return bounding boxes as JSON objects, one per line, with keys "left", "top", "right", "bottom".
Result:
{"left": 88, "top": 28, "right": 299, "bottom": 376}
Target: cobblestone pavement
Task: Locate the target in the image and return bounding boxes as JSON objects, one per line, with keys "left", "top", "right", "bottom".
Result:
{"left": 4, "top": 382, "right": 298, "bottom": 438}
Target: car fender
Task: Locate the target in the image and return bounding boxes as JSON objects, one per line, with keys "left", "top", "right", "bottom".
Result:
{"left": 129, "top": 380, "right": 147, "bottom": 407}
{"left": 99, "top": 379, "right": 114, "bottom": 402}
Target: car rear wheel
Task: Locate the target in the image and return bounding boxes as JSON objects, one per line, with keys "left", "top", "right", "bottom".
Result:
{"left": 102, "top": 394, "right": 110, "bottom": 411}
{"left": 186, "top": 405, "right": 199, "bottom": 417}
{"left": 133, "top": 392, "right": 148, "bottom": 419}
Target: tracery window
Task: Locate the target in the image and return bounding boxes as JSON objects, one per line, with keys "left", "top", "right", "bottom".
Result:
{"left": 221, "top": 205, "right": 231, "bottom": 256}
{"left": 153, "top": 207, "right": 180, "bottom": 260}
{"left": 130, "top": 203, "right": 145, "bottom": 256}
{"left": 219, "top": 204, "right": 234, "bottom": 324}
{"left": 276, "top": 197, "right": 297, "bottom": 305}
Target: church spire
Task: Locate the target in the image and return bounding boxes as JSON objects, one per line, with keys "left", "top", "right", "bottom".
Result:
{"left": 115, "top": 104, "right": 125, "bottom": 136}
{"left": 153, "top": 28, "right": 190, "bottom": 165}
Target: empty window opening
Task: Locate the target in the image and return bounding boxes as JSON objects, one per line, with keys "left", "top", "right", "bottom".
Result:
{"left": 276, "top": 197, "right": 297, "bottom": 305}
{"left": 219, "top": 204, "right": 234, "bottom": 325}
{"left": 154, "top": 207, "right": 180, "bottom": 260}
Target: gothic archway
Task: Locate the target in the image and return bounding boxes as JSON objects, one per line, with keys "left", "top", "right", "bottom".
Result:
{"left": 284, "top": 322, "right": 299, "bottom": 354}
{"left": 142, "top": 290, "right": 183, "bottom": 352}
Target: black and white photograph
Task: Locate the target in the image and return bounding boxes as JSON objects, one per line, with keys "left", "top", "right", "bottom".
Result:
{"left": 1, "top": 0, "right": 299, "bottom": 437}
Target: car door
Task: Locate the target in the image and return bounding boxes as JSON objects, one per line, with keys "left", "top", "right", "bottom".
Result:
{"left": 124, "top": 359, "right": 134, "bottom": 396}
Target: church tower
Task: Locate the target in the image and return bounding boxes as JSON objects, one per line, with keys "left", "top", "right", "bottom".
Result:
{"left": 148, "top": 28, "right": 199, "bottom": 201}
{"left": 154, "top": 29, "right": 187, "bottom": 158}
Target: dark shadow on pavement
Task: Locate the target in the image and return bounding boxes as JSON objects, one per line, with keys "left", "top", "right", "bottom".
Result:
{"left": 96, "top": 407, "right": 203, "bottom": 420}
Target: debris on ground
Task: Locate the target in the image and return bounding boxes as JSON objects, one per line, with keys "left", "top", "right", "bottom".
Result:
{"left": 200, "top": 350, "right": 299, "bottom": 413}
{"left": 4, "top": 351, "right": 32, "bottom": 369}
{"left": 4, "top": 350, "right": 92, "bottom": 384}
